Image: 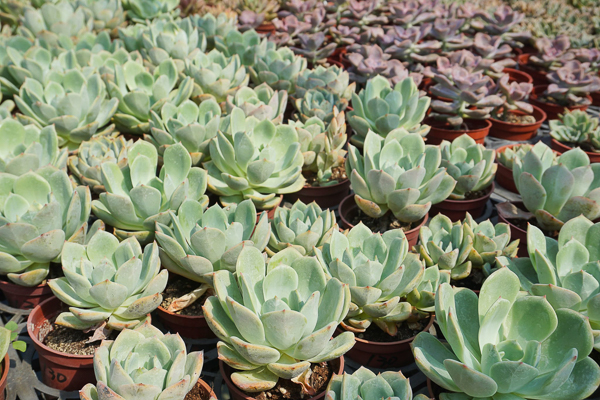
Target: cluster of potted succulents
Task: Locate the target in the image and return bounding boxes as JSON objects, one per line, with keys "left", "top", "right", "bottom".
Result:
{"left": 0, "top": 0, "right": 599, "bottom": 400}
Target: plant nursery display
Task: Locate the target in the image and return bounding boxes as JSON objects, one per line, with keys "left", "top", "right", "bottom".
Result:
{"left": 550, "top": 109, "right": 600, "bottom": 162}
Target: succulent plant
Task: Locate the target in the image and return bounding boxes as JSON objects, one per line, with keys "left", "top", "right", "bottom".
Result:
{"left": 105, "top": 59, "right": 194, "bottom": 135}
{"left": 289, "top": 32, "right": 337, "bottom": 65}
{"left": 471, "top": 4, "right": 532, "bottom": 45}
{"left": 544, "top": 60, "right": 600, "bottom": 106}
{"left": 326, "top": 367, "right": 430, "bottom": 400}
{"left": 492, "top": 74, "right": 534, "bottom": 116}
{"left": 224, "top": 84, "right": 287, "bottom": 124}
{"left": 191, "top": 12, "right": 237, "bottom": 50}
{"left": 570, "top": 48, "right": 600, "bottom": 72}
{"left": 529, "top": 35, "right": 571, "bottom": 71}
{"left": 293, "top": 88, "right": 340, "bottom": 124}
{"left": 80, "top": 321, "right": 209, "bottom": 400}
{"left": 380, "top": 25, "right": 441, "bottom": 64}
{"left": 473, "top": 33, "right": 517, "bottom": 68}
{"left": 430, "top": 18, "right": 472, "bottom": 53}
{"left": 387, "top": 0, "right": 436, "bottom": 27}
{"left": 550, "top": 109, "right": 600, "bottom": 149}
{"left": 348, "top": 76, "right": 430, "bottom": 147}
{"left": 293, "top": 65, "right": 355, "bottom": 109}
{"left": 293, "top": 108, "right": 346, "bottom": 185}
{"left": 268, "top": 200, "right": 337, "bottom": 256}
{"left": 270, "top": 16, "right": 311, "bottom": 46}
{"left": 237, "top": 11, "right": 265, "bottom": 33}
{"left": 511, "top": 143, "right": 600, "bottom": 231}
{"left": 214, "top": 29, "right": 272, "bottom": 67}
{"left": 439, "top": 134, "right": 497, "bottom": 199}
{"left": 14, "top": 71, "right": 118, "bottom": 150}
{"left": 412, "top": 267, "right": 600, "bottom": 400}
{"left": 340, "top": 0, "right": 387, "bottom": 27}
{"left": 146, "top": 99, "right": 220, "bottom": 166}
{"left": 0, "top": 121, "right": 67, "bottom": 176}
{"left": 347, "top": 45, "right": 422, "bottom": 86}
{"left": 76, "top": 0, "right": 126, "bottom": 33}
{"left": 122, "top": 0, "right": 179, "bottom": 22}
{"left": 328, "top": 25, "right": 360, "bottom": 47}
{"left": 0, "top": 34, "right": 34, "bottom": 96}
{"left": 68, "top": 135, "right": 132, "bottom": 194}
{"left": 204, "top": 112, "right": 305, "bottom": 210}
{"left": 236, "top": 0, "right": 279, "bottom": 21}
{"left": 496, "top": 143, "right": 536, "bottom": 170}
{"left": 92, "top": 141, "right": 209, "bottom": 244}
{"left": 0, "top": 168, "right": 92, "bottom": 286}
{"left": 249, "top": 47, "right": 306, "bottom": 93}
{"left": 203, "top": 245, "right": 354, "bottom": 392}
{"left": 346, "top": 130, "right": 456, "bottom": 224}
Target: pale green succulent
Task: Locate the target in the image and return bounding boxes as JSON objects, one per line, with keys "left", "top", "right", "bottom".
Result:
{"left": 80, "top": 321, "right": 210, "bottom": 400}
{"left": 0, "top": 121, "right": 67, "bottom": 176}
{"left": 122, "top": 0, "right": 179, "bottom": 22}
{"left": 326, "top": 367, "right": 430, "bottom": 400}
{"left": 292, "top": 108, "right": 347, "bottom": 185}
{"left": 418, "top": 213, "right": 519, "bottom": 282}
{"left": 413, "top": 268, "right": 600, "bottom": 400}
{"left": 0, "top": 97, "right": 12, "bottom": 119}
{"left": 294, "top": 65, "right": 355, "bottom": 108}
{"left": 14, "top": 71, "right": 118, "bottom": 150}
{"left": 225, "top": 83, "right": 287, "bottom": 124}
{"left": 249, "top": 47, "right": 306, "bottom": 93}
{"left": 190, "top": 13, "right": 237, "bottom": 50}
{"left": 214, "top": 29, "right": 274, "bottom": 66}
{"left": 105, "top": 58, "right": 194, "bottom": 135}
{"left": 0, "top": 167, "right": 92, "bottom": 286}
{"left": 440, "top": 134, "right": 497, "bottom": 199}
{"left": 49, "top": 232, "right": 167, "bottom": 330}
{"left": 0, "top": 34, "right": 33, "bottom": 96}
{"left": 185, "top": 49, "right": 249, "bottom": 104}
{"left": 496, "top": 143, "right": 535, "bottom": 170}
{"left": 346, "top": 130, "right": 456, "bottom": 223}
{"left": 268, "top": 201, "right": 337, "bottom": 256}
{"left": 499, "top": 215, "right": 600, "bottom": 350}
{"left": 348, "top": 75, "right": 431, "bottom": 147}
{"left": 91, "top": 141, "right": 209, "bottom": 245}
{"left": 294, "top": 88, "right": 341, "bottom": 124}
{"left": 513, "top": 142, "right": 600, "bottom": 230}
{"left": 68, "top": 135, "right": 132, "bottom": 193}
{"left": 317, "top": 223, "right": 448, "bottom": 336}
{"left": 205, "top": 110, "right": 305, "bottom": 210}
{"left": 76, "top": 0, "right": 126, "bottom": 33}
{"left": 203, "top": 246, "right": 355, "bottom": 392}
{"left": 550, "top": 109, "right": 600, "bottom": 150}
{"left": 146, "top": 98, "right": 220, "bottom": 166}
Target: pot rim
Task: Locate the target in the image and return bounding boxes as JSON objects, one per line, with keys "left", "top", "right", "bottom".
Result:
{"left": 502, "top": 67, "right": 533, "bottom": 84}
{"left": 298, "top": 177, "right": 350, "bottom": 192}
{"left": 340, "top": 314, "right": 435, "bottom": 347}
{"left": 156, "top": 304, "right": 207, "bottom": 321}
{"left": 0, "top": 354, "right": 8, "bottom": 392}
{"left": 443, "top": 182, "right": 495, "bottom": 205}
{"left": 497, "top": 201, "right": 527, "bottom": 235}
{"left": 489, "top": 104, "right": 547, "bottom": 127}
{"left": 0, "top": 279, "right": 51, "bottom": 291}
{"left": 550, "top": 138, "right": 600, "bottom": 159}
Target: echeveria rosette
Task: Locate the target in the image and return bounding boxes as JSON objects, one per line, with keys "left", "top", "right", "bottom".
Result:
{"left": 48, "top": 232, "right": 167, "bottom": 330}
{"left": 122, "top": 0, "right": 179, "bottom": 22}
{"left": 205, "top": 112, "right": 305, "bottom": 210}
{"left": 214, "top": 29, "right": 273, "bottom": 67}
{"left": 14, "top": 72, "right": 118, "bottom": 151}
{"left": 498, "top": 215, "right": 600, "bottom": 350}
{"left": 91, "top": 141, "right": 209, "bottom": 245}
{"left": 203, "top": 246, "right": 355, "bottom": 393}
{"left": 249, "top": 47, "right": 306, "bottom": 93}
{"left": 545, "top": 60, "right": 600, "bottom": 106}
{"left": 268, "top": 201, "right": 337, "bottom": 256}
{"left": 346, "top": 130, "right": 456, "bottom": 224}
{"left": 440, "top": 134, "right": 497, "bottom": 200}
{"left": 412, "top": 268, "right": 600, "bottom": 400}
{"left": 549, "top": 109, "right": 600, "bottom": 147}
{"left": 0, "top": 168, "right": 92, "bottom": 287}
{"left": 190, "top": 12, "right": 237, "bottom": 50}
{"left": 146, "top": 99, "right": 221, "bottom": 166}
{"left": 293, "top": 88, "right": 341, "bottom": 125}
{"left": 293, "top": 65, "right": 355, "bottom": 110}
{"left": 496, "top": 143, "right": 534, "bottom": 170}
{"left": 76, "top": 0, "right": 126, "bottom": 33}
{"left": 80, "top": 321, "right": 211, "bottom": 400}
{"left": 0, "top": 35, "right": 34, "bottom": 97}
{"left": 225, "top": 84, "right": 287, "bottom": 125}
{"left": 348, "top": 75, "right": 430, "bottom": 147}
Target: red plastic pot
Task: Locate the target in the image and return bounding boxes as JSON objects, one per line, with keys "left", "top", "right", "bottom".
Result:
{"left": 530, "top": 85, "right": 591, "bottom": 121}
{"left": 285, "top": 179, "right": 351, "bottom": 209}
{"left": 424, "top": 118, "right": 491, "bottom": 145}
{"left": 551, "top": 138, "right": 600, "bottom": 163}
{"left": 220, "top": 357, "right": 344, "bottom": 400}
{"left": 0, "top": 354, "right": 8, "bottom": 400}
{"left": 0, "top": 280, "right": 54, "bottom": 310}
{"left": 497, "top": 201, "right": 529, "bottom": 257}
{"left": 27, "top": 296, "right": 95, "bottom": 391}
{"left": 338, "top": 194, "right": 427, "bottom": 249}
{"left": 504, "top": 67, "right": 533, "bottom": 84}
{"left": 488, "top": 105, "right": 546, "bottom": 141}
{"left": 517, "top": 54, "right": 548, "bottom": 85}
{"left": 327, "top": 46, "right": 348, "bottom": 69}
{"left": 255, "top": 22, "right": 275, "bottom": 35}
{"left": 156, "top": 305, "right": 216, "bottom": 340}
{"left": 495, "top": 145, "right": 518, "bottom": 193}
{"left": 429, "top": 183, "right": 494, "bottom": 222}
{"left": 338, "top": 315, "right": 434, "bottom": 369}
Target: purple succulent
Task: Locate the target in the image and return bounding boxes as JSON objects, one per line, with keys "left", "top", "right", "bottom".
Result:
{"left": 388, "top": 0, "right": 436, "bottom": 26}
{"left": 290, "top": 32, "right": 337, "bottom": 65}
{"left": 329, "top": 25, "right": 360, "bottom": 46}
{"left": 346, "top": 44, "right": 422, "bottom": 86}
{"left": 568, "top": 48, "right": 600, "bottom": 72}
{"left": 429, "top": 18, "right": 472, "bottom": 52}
{"left": 340, "top": 0, "right": 388, "bottom": 27}
{"left": 529, "top": 36, "right": 571, "bottom": 71}
{"left": 380, "top": 25, "right": 441, "bottom": 64}
{"left": 273, "top": 15, "right": 311, "bottom": 37}
{"left": 493, "top": 74, "right": 534, "bottom": 114}
{"left": 545, "top": 60, "right": 600, "bottom": 106}
{"left": 238, "top": 11, "right": 265, "bottom": 32}
{"left": 473, "top": 33, "right": 516, "bottom": 69}
{"left": 425, "top": 50, "right": 508, "bottom": 79}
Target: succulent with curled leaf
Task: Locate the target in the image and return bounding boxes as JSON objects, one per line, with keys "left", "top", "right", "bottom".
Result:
{"left": 544, "top": 60, "right": 600, "bottom": 106}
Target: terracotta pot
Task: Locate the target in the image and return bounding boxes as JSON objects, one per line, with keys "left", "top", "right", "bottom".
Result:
{"left": 0, "top": 354, "right": 8, "bottom": 400}
{"left": 220, "top": 357, "right": 344, "bottom": 400}
{"left": 327, "top": 46, "right": 347, "bottom": 69}
{"left": 27, "top": 296, "right": 95, "bottom": 391}
{"left": 156, "top": 305, "right": 216, "bottom": 340}
{"left": 424, "top": 118, "right": 491, "bottom": 145}
{"left": 339, "top": 315, "right": 434, "bottom": 369}
{"left": 497, "top": 201, "right": 528, "bottom": 257}
{"left": 504, "top": 67, "right": 533, "bottom": 84}
{"left": 551, "top": 138, "right": 600, "bottom": 163}
{"left": 285, "top": 179, "right": 350, "bottom": 209}
{"left": 530, "top": 85, "right": 591, "bottom": 121}
{"left": 0, "top": 280, "right": 54, "bottom": 310}
{"left": 495, "top": 145, "right": 518, "bottom": 193}
{"left": 517, "top": 54, "right": 548, "bottom": 85}
{"left": 255, "top": 22, "right": 276, "bottom": 35}
{"left": 429, "top": 183, "right": 494, "bottom": 222}
{"left": 488, "top": 105, "right": 546, "bottom": 141}
{"left": 338, "top": 194, "right": 427, "bottom": 249}
{"left": 189, "top": 378, "right": 217, "bottom": 400}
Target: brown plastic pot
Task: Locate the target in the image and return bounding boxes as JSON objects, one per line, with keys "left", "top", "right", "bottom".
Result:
{"left": 429, "top": 183, "right": 494, "bottom": 222}
{"left": 504, "top": 67, "right": 533, "bottom": 84}
{"left": 220, "top": 357, "right": 344, "bottom": 400}
{"left": 424, "top": 118, "right": 491, "bottom": 145}
{"left": 327, "top": 46, "right": 347, "bottom": 69}
{"left": 551, "top": 138, "right": 600, "bottom": 163}
{"left": 488, "top": 105, "right": 546, "bottom": 141}
{"left": 517, "top": 54, "right": 548, "bottom": 85}
{"left": 255, "top": 22, "right": 276, "bottom": 35}
{"left": 338, "top": 194, "right": 427, "bottom": 249}
{"left": 156, "top": 306, "right": 216, "bottom": 340}
{"left": 497, "top": 201, "right": 528, "bottom": 257}
{"left": 530, "top": 85, "right": 591, "bottom": 121}
{"left": 0, "top": 354, "right": 8, "bottom": 400}
{"left": 592, "top": 90, "right": 600, "bottom": 107}
{"left": 495, "top": 145, "right": 518, "bottom": 193}
{"left": 338, "top": 315, "right": 434, "bottom": 369}
{"left": 0, "top": 279, "right": 54, "bottom": 310}
{"left": 285, "top": 179, "right": 351, "bottom": 209}
{"left": 27, "top": 296, "right": 95, "bottom": 391}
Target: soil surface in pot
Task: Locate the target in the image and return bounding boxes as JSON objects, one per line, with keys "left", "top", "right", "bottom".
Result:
{"left": 536, "top": 94, "right": 580, "bottom": 108}
{"left": 495, "top": 111, "right": 536, "bottom": 124}
{"left": 460, "top": 189, "right": 488, "bottom": 200}
{"left": 40, "top": 320, "right": 118, "bottom": 356}
{"left": 185, "top": 379, "right": 214, "bottom": 400}
{"left": 356, "top": 320, "right": 425, "bottom": 343}
{"left": 246, "top": 362, "right": 332, "bottom": 400}
{"left": 451, "top": 268, "right": 485, "bottom": 291}
{"left": 507, "top": 216, "right": 559, "bottom": 239}
{"left": 160, "top": 275, "right": 211, "bottom": 317}
{"left": 348, "top": 208, "right": 420, "bottom": 233}
{"left": 304, "top": 165, "right": 347, "bottom": 187}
